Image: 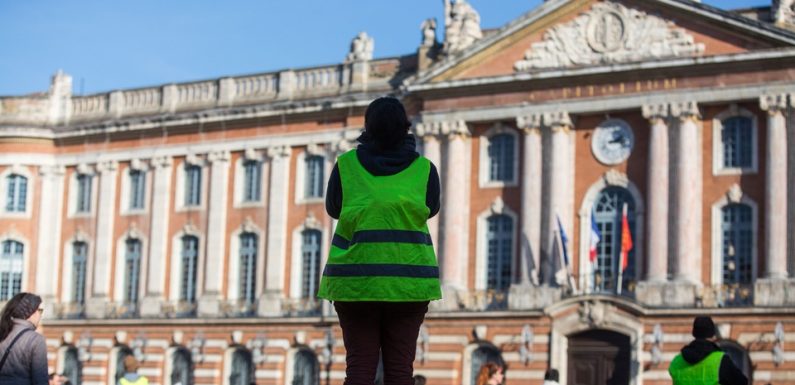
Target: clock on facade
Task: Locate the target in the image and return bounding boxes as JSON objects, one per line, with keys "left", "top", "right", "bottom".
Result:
{"left": 592, "top": 119, "right": 635, "bottom": 165}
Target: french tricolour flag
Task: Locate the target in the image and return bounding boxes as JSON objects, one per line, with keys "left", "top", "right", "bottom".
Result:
{"left": 589, "top": 210, "right": 601, "bottom": 262}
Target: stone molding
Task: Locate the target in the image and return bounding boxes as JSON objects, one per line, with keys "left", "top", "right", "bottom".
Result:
{"left": 440, "top": 120, "right": 470, "bottom": 138}
{"left": 150, "top": 156, "right": 173, "bottom": 169}
{"left": 516, "top": 114, "right": 543, "bottom": 133}
{"left": 642, "top": 103, "right": 670, "bottom": 121}
{"left": 760, "top": 93, "right": 789, "bottom": 114}
{"left": 515, "top": 1, "right": 704, "bottom": 71}
{"left": 96, "top": 160, "right": 118, "bottom": 174}
{"left": 543, "top": 111, "right": 573, "bottom": 131}
{"left": 267, "top": 145, "right": 291, "bottom": 159}
{"left": 207, "top": 151, "right": 230, "bottom": 163}
{"left": 670, "top": 101, "right": 700, "bottom": 120}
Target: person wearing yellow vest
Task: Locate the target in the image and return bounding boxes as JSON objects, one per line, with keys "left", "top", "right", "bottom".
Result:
{"left": 118, "top": 355, "right": 148, "bottom": 385}
{"left": 318, "top": 97, "right": 442, "bottom": 385}
{"left": 668, "top": 316, "right": 747, "bottom": 385}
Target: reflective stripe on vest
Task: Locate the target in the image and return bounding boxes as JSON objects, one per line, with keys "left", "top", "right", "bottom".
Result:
{"left": 317, "top": 150, "right": 441, "bottom": 302}
{"left": 668, "top": 351, "right": 723, "bottom": 385}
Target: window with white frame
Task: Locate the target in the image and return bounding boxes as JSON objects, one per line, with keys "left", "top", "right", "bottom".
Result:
{"left": 243, "top": 160, "right": 262, "bottom": 202}
{"left": 486, "top": 214, "right": 513, "bottom": 292}
{"left": 292, "top": 349, "right": 319, "bottom": 385}
{"left": 180, "top": 236, "right": 199, "bottom": 304}
{"left": 487, "top": 134, "right": 515, "bottom": 182}
{"left": 592, "top": 187, "right": 636, "bottom": 294}
{"left": 721, "top": 204, "right": 753, "bottom": 285}
{"left": 301, "top": 230, "right": 322, "bottom": 299}
{"left": 123, "top": 239, "right": 142, "bottom": 304}
{"left": 239, "top": 233, "right": 258, "bottom": 305}
{"left": 721, "top": 116, "right": 753, "bottom": 169}
{"left": 76, "top": 174, "right": 93, "bottom": 213}
{"left": 305, "top": 156, "right": 325, "bottom": 199}
{"left": 171, "top": 347, "right": 193, "bottom": 385}
{"left": 5, "top": 174, "right": 27, "bottom": 213}
{"left": 63, "top": 347, "right": 82, "bottom": 385}
{"left": 229, "top": 348, "right": 254, "bottom": 385}
{"left": 184, "top": 164, "right": 202, "bottom": 207}
{"left": 72, "top": 242, "right": 88, "bottom": 305}
{"left": 0, "top": 240, "right": 23, "bottom": 300}
{"left": 129, "top": 169, "right": 146, "bottom": 210}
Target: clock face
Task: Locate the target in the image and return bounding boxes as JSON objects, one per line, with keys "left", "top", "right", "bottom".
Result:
{"left": 592, "top": 119, "right": 634, "bottom": 165}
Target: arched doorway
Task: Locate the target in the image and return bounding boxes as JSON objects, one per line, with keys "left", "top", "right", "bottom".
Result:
{"left": 568, "top": 330, "right": 630, "bottom": 385}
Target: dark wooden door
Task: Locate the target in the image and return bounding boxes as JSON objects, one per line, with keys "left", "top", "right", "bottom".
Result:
{"left": 568, "top": 330, "right": 631, "bottom": 385}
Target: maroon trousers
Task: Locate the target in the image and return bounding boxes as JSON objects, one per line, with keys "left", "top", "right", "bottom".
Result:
{"left": 334, "top": 301, "right": 429, "bottom": 385}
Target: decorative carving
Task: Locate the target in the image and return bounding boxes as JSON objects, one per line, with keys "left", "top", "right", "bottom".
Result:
{"left": 76, "top": 163, "right": 93, "bottom": 175}
{"left": 578, "top": 300, "right": 608, "bottom": 327}
{"left": 670, "top": 101, "right": 700, "bottom": 120}
{"left": 304, "top": 212, "right": 322, "bottom": 229}
{"left": 182, "top": 223, "right": 200, "bottom": 235}
{"left": 443, "top": 0, "right": 483, "bottom": 54}
{"left": 727, "top": 183, "right": 743, "bottom": 203}
{"left": 515, "top": 2, "right": 704, "bottom": 71}
{"left": 208, "top": 150, "right": 230, "bottom": 163}
{"left": 516, "top": 114, "right": 543, "bottom": 133}
{"left": 440, "top": 120, "right": 470, "bottom": 138}
{"left": 266, "top": 145, "right": 291, "bottom": 159}
{"left": 96, "top": 160, "right": 118, "bottom": 173}
{"left": 243, "top": 148, "right": 260, "bottom": 161}
{"left": 306, "top": 143, "right": 326, "bottom": 157}
{"left": 490, "top": 197, "right": 506, "bottom": 215}
{"left": 346, "top": 32, "right": 374, "bottom": 62}
{"left": 129, "top": 158, "right": 146, "bottom": 171}
{"left": 414, "top": 122, "right": 442, "bottom": 138}
{"left": 543, "top": 111, "right": 573, "bottom": 130}
{"left": 603, "top": 169, "right": 630, "bottom": 187}
{"left": 242, "top": 217, "right": 257, "bottom": 233}
{"left": 760, "top": 94, "right": 788, "bottom": 114}
{"left": 151, "top": 156, "right": 173, "bottom": 169}
{"left": 185, "top": 153, "right": 203, "bottom": 166}
{"left": 39, "top": 165, "right": 65, "bottom": 177}
{"left": 642, "top": 104, "right": 669, "bottom": 120}
{"left": 421, "top": 18, "right": 438, "bottom": 47}
{"left": 774, "top": 0, "right": 795, "bottom": 26}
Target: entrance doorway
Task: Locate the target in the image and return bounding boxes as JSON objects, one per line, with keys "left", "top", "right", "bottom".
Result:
{"left": 568, "top": 329, "right": 631, "bottom": 385}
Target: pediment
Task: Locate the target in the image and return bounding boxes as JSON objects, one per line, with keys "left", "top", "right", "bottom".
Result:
{"left": 419, "top": 0, "right": 795, "bottom": 84}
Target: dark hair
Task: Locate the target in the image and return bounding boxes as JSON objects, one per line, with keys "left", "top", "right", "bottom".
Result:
{"left": 0, "top": 292, "right": 42, "bottom": 341}
{"left": 544, "top": 368, "right": 559, "bottom": 381}
{"left": 413, "top": 374, "right": 427, "bottom": 385}
{"left": 362, "top": 97, "right": 411, "bottom": 150}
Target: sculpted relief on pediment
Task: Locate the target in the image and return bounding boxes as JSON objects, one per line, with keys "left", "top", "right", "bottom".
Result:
{"left": 514, "top": 2, "right": 705, "bottom": 71}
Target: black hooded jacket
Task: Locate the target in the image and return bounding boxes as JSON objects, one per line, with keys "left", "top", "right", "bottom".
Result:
{"left": 675, "top": 339, "right": 747, "bottom": 385}
{"left": 325, "top": 134, "right": 441, "bottom": 220}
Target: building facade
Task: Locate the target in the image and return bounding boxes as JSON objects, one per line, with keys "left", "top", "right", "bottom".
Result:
{"left": 2, "top": 0, "right": 795, "bottom": 384}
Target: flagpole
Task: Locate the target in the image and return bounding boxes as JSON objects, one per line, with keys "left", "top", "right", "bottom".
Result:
{"left": 617, "top": 203, "right": 627, "bottom": 295}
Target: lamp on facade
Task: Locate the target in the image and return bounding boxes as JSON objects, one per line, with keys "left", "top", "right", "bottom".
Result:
{"left": 189, "top": 332, "right": 206, "bottom": 364}
{"left": 130, "top": 333, "right": 147, "bottom": 362}
{"left": 519, "top": 325, "right": 533, "bottom": 365}
{"left": 77, "top": 331, "right": 92, "bottom": 362}
{"left": 773, "top": 322, "right": 785, "bottom": 366}
{"left": 247, "top": 333, "right": 268, "bottom": 365}
{"left": 651, "top": 324, "right": 664, "bottom": 366}
{"left": 416, "top": 325, "right": 430, "bottom": 364}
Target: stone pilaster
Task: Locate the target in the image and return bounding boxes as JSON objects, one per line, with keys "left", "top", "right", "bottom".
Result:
{"left": 642, "top": 104, "right": 670, "bottom": 282}
{"left": 790, "top": 94, "right": 795, "bottom": 279}
{"left": 517, "top": 114, "right": 543, "bottom": 286}
{"left": 198, "top": 151, "right": 230, "bottom": 317}
{"left": 141, "top": 156, "right": 173, "bottom": 317}
{"left": 36, "top": 165, "right": 65, "bottom": 319}
{"left": 259, "top": 145, "right": 292, "bottom": 316}
{"left": 415, "top": 122, "right": 443, "bottom": 256}
{"left": 541, "top": 111, "right": 573, "bottom": 286}
{"left": 86, "top": 160, "right": 118, "bottom": 318}
{"left": 761, "top": 94, "right": 789, "bottom": 280}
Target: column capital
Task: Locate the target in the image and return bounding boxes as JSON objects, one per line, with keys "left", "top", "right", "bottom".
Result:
{"left": 670, "top": 101, "right": 700, "bottom": 121}
{"left": 440, "top": 120, "right": 470, "bottom": 139}
{"left": 39, "top": 165, "right": 65, "bottom": 177}
{"left": 760, "top": 93, "right": 788, "bottom": 115}
{"left": 207, "top": 150, "right": 231, "bottom": 163}
{"left": 96, "top": 160, "right": 118, "bottom": 173}
{"left": 516, "top": 114, "right": 543, "bottom": 134}
{"left": 151, "top": 156, "right": 173, "bottom": 169}
{"left": 642, "top": 103, "right": 670, "bottom": 122}
{"left": 543, "top": 111, "right": 573, "bottom": 132}
{"left": 266, "top": 145, "right": 291, "bottom": 159}
{"left": 414, "top": 122, "right": 442, "bottom": 138}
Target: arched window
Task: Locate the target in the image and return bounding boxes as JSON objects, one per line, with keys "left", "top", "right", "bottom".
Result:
{"left": 129, "top": 169, "right": 146, "bottom": 210}
{"left": 305, "top": 156, "right": 325, "bottom": 198}
{"left": 487, "top": 134, "right": 515, "bottom": 182}
{"left": 721, "top": 204, "right": 753, "bottom": 285}
{"left": 115, "top": 346, "right": 134, "bottom": 384}
{"left": 5, "top": 174, "right": 27, "bottom": 212}
{"left": 63, "top": 346, "right": 82, "bottom": 385}
{"left": 239, "top": 233, "right": 258, "bottom": 305}
{"left": 721, "top": 116, "right": 753, "bottom": 169}
{"left": 72, "top": 242, "right": 88, "bottom": 305}
{"left": 301, "top": 230, "right": 322, "bottom": 298}
{"left": 229, "top": 348, "right": 254, "bottom": 385}
{"left": 292, "top": 349, "right": 319, "bottom": 385}
{"left": 470, "top": 345, "right": 504, "bottom": 385}
{"left": 124, "top": 239, "right": 142, "bottom": 304}
{"left": 486, "top": 214, "right": 513, "bottom": 292}
{"left": 243, "top": 160, "right": 262, "bottom": 202}
{"left": 592, "top": 187, "right": 636, "bottom": 294}
{"left": 180, "top": 236, "right": 199, "bottom": 304}
{"left": 171, "top": 347, "right": 193, "bottom": 385}
{"left": 0, "top": 240, "right": 24, "bottom": 300}
{"left": 717, "top": 340, "right": 753, "bottom": 382}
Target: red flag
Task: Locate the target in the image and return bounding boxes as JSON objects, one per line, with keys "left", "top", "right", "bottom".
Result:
{"left": 620, "top": 203, "right": 633, "bottom": 272}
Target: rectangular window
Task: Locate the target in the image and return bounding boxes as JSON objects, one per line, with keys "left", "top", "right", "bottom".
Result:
{"left": 124, "top": 239, "right": 141, "bottom": 304}
{"left": 239, "top": 233, "right": 258, "bottom": 304}
{"left": 301, "top": 230, "right": 322, "bottom": 298}
{"left": 5, "top": 174, "right": 27, "bottom": 212}
{"left": 185, "top": 165, "right": 202, "bottom": 207}
{"left": 722, "top": 117, "right": 753, "bottom": 169}
{"left": 180, "top": 236, "right": 199, "bottom": 303}
{"left": 76, "top": 174, "right": 92, "bottom": 213}
{"left": 305, "top": 156, "right": 324, "bottom": 199}
{"left": 243, "top": 161, "right": 262, "bottom": 202}
{"left": 72, "top": 242, "right": 88, "bottom": 304}
{"left": 486, "top": 215, "right": 512, "bottom": 291}
{"left": 0, "top": 240, "right": 24, "bottom": 301}
{"left": 129, "top": 170, "right": 146, "bottom": 210}
{"left": 488, "top": 134, "right": 515, "bottom": 182}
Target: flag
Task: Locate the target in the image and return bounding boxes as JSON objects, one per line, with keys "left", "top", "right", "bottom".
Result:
{"left": 556, "top": 214, "right": 569, "bottom": 268}
{"left": 589, "top": 210, "right": 601, "bottom": 262}
{"left": 620, "top": 203, "right": 633, "bottom": 272}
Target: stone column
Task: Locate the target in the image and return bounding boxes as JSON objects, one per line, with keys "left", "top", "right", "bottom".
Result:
{"left": 415, "top": 122, "right": 442, "bottom": 255}
{"left": 541, "top": 111, "right": 573, "bottom": 286}
{"left": 789, "top": 95, "right": 795, "bottom": 278}
{"left": 259, "top": 145, "right": 292, "bottom": 316}
{"left": 670, "top": 102, "right": 702, "bottom": 295}
{"left": 643, "top": 104, "right": 670, "bottom": 282}
{"left": 438, "top": 120, "right": 471, "bottom": 308}
{"left": 86, "top": 160, "right": 118, "bottom": 318}
{"left": 198, "top": 151, "right": 230, "bottom": 316}
{"left": 36, "top": 165, "right": 65, "bottom": 319}
{"left": 141, "top": 156, "right": 173, "bottom": 316}
{"left": 517, "top": 115, "right": 543, "bottom": 286}
{"left": 761, "top": 94, "right": 789, "bottom": 279}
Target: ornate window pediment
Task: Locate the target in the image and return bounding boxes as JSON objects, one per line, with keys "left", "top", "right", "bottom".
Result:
{"left": 515, "top": 2, "right": 705, "bottom": 71}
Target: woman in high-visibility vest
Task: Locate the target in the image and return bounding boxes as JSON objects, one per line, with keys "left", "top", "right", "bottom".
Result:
{"left": 318, "top": 97, "right": 442, "bottom": 385}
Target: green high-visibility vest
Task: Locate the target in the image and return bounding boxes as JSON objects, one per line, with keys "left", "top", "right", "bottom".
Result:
{"left": 317, "top": 150, "right": 442, "bottom": 302}
{"left": 668, "top": 351, "right": 723, "bottom": 385}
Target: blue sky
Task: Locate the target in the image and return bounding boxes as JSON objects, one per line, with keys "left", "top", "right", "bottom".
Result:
{"left": 0, "top": 0, "right": 769, "bottom": 96}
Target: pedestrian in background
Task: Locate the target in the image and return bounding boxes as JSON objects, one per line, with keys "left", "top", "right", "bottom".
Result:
{"left": 668, "top": 316, "right": 747, "bottom": 385}
{"left": 118, "top": 355, "right": 149, "bottom": 385}
{"left": 475, "top": 362, "right": 505, "bottom": 385}
{"left": 542, "top": 368, "right": 559, "bottom": 385}
{"left": 318, "top": 97, "right": 442, "bottom": 385}
{"left": 0, "top": 292, "right": 48, "bottom": 385}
